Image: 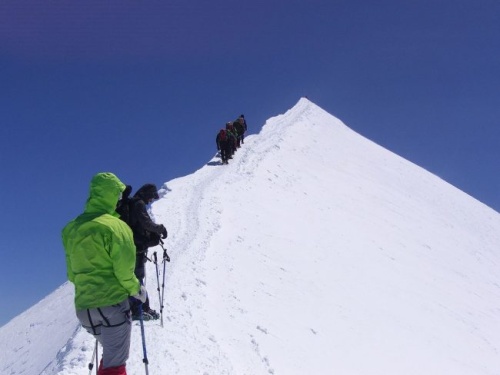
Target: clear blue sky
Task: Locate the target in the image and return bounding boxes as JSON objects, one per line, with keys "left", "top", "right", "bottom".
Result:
{"left": 1, "top": 0, "right": 498, "bottom": 326}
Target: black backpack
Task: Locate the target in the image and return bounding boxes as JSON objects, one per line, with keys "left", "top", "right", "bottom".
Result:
{"left": 219, "top": 129, "right": 227, "bottom": 142}
{"left": 116, "top": 185, "right": 161, "bottom": 248}
{"left": 116, "top": 185, "right": 133, "bottom": 225}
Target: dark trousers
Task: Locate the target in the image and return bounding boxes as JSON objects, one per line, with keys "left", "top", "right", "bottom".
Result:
{"left": 220, "top": 141, "right": 231, "bottom": 163}
{"left": 130, "top": 250, "right": 151, "bottom": 313}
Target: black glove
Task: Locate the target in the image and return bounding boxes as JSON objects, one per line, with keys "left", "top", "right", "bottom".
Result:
{"left": 148, "top": 233, "right": 161, "bottom": 247}
{"left": 160, "top": 225, "right": 168, "bottom": 239}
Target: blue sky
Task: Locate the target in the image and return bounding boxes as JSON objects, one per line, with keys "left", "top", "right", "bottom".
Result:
{"left": 0, "top": 0, "right": 498, "bottom": 326}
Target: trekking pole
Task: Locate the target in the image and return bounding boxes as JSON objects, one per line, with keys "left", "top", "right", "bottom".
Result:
{"left": 153, "top": 251, "right": 163, "bottom": 327}
{"left": 95, "top": 341, "right": 99, "bottom": 375}
{"left": 158, "top": 239, "right": 170, "bottom": 327}
{"left": 88, "top": 339, "right": 98, "bottom": 375}
{"left": 138, "top": 296, "right": 150, "bottom": 375}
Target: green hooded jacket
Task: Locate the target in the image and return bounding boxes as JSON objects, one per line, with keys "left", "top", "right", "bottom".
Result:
{"left": 62, "top": 172, "right": 140, "bottom": 310}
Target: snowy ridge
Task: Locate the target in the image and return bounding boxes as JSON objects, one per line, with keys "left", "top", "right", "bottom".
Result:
{"left": 0, "top": 282, "right": 78, "bottom": 375}
{"left": 1, "top": 98, "right": 500, "bottom": 374}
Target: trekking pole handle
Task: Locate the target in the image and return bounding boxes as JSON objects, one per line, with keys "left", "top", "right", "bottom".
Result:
{"left": 159, "top": 239, "right": 170, "bottom": 262}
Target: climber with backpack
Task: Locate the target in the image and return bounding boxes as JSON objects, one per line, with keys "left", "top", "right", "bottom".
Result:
{"left": 233, "top": 115, "right": 246, "bottom": 148}
{"left": 239, "top": 114, "right": 247, "bottom": 144}
{"left": 216, "top": 128, "right": 231, "bottom": 164}
{"left": 63, "top": 172, "right": 147, "bottom": 375}
{"left": 225, "top": 122, "right": 238, "bottom": 157}
{"left": 116, "top": 183, "right": 168, "bottom": 320}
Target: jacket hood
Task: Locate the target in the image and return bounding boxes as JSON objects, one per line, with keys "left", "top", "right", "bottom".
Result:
{"left": 84, "top": 172, "right": 126, "bottom": 214}
{"left": 134, "top": 183, "right": 159, "bottom": 201}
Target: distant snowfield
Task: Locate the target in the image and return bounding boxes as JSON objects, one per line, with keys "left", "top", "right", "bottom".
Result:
{"left": 2, "top": 98, "right": 500, "bottom": 375}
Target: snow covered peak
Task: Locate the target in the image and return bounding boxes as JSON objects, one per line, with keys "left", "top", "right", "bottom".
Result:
{"left": 2, "top": 99, "right": 500, "bottom": 375}
{"left": 260, "top": 96, "right": 345, "bottom": 134}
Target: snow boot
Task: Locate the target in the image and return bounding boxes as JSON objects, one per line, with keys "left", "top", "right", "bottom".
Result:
{"left": 144, "top": 308, "right": 160, "bottom": 320}
{"left": 97, "top": 359, "right": 127, "bottom": 375}
{"left": 98, "top": 365, "right": 126, "bottom": 375}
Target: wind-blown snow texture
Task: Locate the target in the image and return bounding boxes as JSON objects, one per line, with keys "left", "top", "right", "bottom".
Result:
{"left": 1, "top": 98, "right": 500, "bottom": 375}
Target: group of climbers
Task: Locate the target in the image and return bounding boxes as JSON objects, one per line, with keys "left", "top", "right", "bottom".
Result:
{"left": 215, "top": 114, "right": 247, "bottom": 164}
{"left": 61, "top": 114, "right": 250, "bottom": 374}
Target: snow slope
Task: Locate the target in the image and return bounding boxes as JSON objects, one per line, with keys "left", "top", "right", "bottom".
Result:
{"left": 2, "top": 98, "right": 500, "bottom": 374}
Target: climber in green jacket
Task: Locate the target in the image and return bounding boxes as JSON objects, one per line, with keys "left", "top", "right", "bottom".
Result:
{"left": 62, "top": 172, "right": 146, "bottom": 375}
